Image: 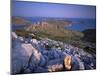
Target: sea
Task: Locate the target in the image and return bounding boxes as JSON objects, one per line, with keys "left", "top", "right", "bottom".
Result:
{"left": 12, "top": 17, "right": 96, "bottom": 32}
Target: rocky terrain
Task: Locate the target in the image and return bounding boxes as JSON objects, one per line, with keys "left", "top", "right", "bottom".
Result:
{"left": 12, "top": 17, "right": 84, "bottom": 43}
{"left": 11, "top": 32, "right": 96, "bottom": 74}
{"left": 11, "top": 17, "right": 96, "bottom": 75}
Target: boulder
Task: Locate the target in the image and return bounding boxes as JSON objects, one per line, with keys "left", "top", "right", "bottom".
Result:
{"left": 30, "top": 39, "right": 38, "bottom": 44}
{"left": 71, "top": 56, "right": 84, "bottom": 70}
{"left": 64, "top": 56, "right": 72, "bottom": 70}
{"left": 46, "top": 59, "right": 63, "bottom": 72}
{"left": 12, "top": 41, "right": 31, "bottom": 74}
{"left": 12, "top": 32, "right": 18, "bottom": 39}
{"left": 12, "top": 35, "right": 44, "bottom": 74}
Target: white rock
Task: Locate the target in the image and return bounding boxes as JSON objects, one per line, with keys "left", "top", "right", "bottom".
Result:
{"left": 12, "top": 40, "right": 42, "bottom": 74}
{"left": 21, "top": 44, "right": 34, "bottom": 57}
{"left": 12, "top": 32, "right": 18, "bottom": 39}
{"left": 18, "top": 36, "right": 24, "bottom": 42}
{"left": 47, "top": 59, "right": 63, "bottom": 72}
{"left": 31, "top": 39, "right": 38, "bottom": 44}
{"left": 12, "top": 42, "right": 30, "bottom": 74}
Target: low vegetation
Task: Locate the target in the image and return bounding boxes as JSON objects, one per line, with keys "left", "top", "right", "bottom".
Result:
{"left": 14, "top": 17, "right": 96, "bottom": 54}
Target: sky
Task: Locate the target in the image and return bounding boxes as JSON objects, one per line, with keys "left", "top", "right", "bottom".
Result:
{"left": 12, "top": 1, "right": 96, "bottom": 18}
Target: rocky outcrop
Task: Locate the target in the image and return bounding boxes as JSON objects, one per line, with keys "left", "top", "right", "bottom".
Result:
{"left": 64, "top": 56, "right": 72, "bottom": 70}
{"left": 11, "top": 32, "right": 96, "bottom": 74}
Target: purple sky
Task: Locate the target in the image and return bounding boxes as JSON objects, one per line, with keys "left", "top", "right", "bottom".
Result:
{"left": 12, "top": 1, "right": 96, "bottom": 18}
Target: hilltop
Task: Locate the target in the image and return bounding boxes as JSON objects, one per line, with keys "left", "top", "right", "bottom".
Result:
{"left": 12, "top": 16, "right": 31, "bottom": 25}
{"left": 25, "top": 20, "right": 83, "bottom": 42}
{"left": 12, "top": 17, "right": 83, "bottom": 42}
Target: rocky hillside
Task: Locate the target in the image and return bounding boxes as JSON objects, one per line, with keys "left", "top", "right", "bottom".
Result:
{"left": 82, "top": 29, "right": 96, "bottom": 43}
{"left": 11, "top": 32, "right": 96, "bottom": 74}
{"left": 11, "top": 17, "right": 96, "bottom": 74}
{"left": 11, "top": 17, "right": 84, "bottom": 43}
{"left": 12, "top": 17, "right": 96, "bottom": 53}
{"left": 25, "top": 20, "right": 84, "bottom": 42}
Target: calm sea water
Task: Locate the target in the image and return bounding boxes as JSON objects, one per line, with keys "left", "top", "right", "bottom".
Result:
{"left": 12, "top": 17, "right": 96, "bottom": 32}
{"left": 65, "top": 18, "right": 96, "bottom": 31}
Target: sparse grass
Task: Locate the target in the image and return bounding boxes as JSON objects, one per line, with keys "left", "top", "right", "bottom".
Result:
{"left": 27, "top": 25, "right": 84, "bottom": 42}
{"left": 15, "top": 29, "right": 32, "bottom": 38}
{"left": 14, "top": 19, "right": 96, "bottom": 54}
